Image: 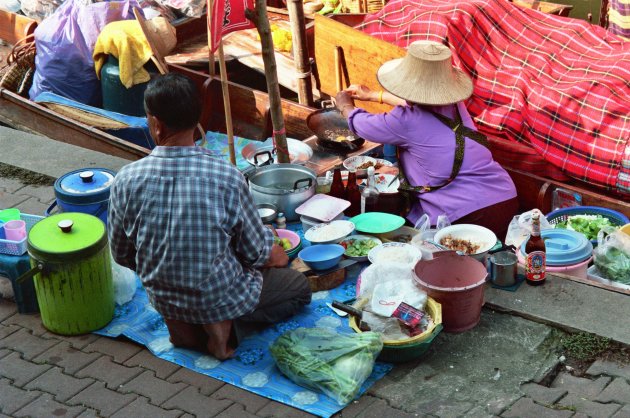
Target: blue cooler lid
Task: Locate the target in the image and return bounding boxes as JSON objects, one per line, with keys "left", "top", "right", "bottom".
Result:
{"left": 55, "top": 168, "right": 116, "bottom": 205}
{"left": 520, "top": 229, "right": 593, "bottom": 266}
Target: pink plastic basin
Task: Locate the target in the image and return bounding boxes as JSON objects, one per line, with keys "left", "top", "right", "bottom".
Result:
{"left": 517, "top": 251, "right": 591, "bottom": 279}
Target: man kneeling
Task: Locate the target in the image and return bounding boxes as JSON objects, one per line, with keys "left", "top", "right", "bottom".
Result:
{"left": 108, "top": 73, "right": 311, "bottom": 359}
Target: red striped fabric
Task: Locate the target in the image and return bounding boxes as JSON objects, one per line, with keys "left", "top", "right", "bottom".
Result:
{"left": 358, "top": 0, "right": 630, "bottom": 193}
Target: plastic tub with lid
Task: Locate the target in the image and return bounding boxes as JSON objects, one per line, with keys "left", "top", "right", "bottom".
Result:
{"left": 46, "top": 168, "right": 117, "bottom": 225}
{"left": 518, "top": 229, "right": 593, "bottom": 279}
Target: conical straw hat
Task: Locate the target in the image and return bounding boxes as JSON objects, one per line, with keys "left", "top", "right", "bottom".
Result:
{"left": 377, "top": 40, "right": 473, "bottom": 106}
{"left": 135, "top": 13, "right": 177, "bottom": 73}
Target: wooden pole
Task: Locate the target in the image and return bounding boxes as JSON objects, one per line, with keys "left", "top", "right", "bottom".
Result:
{"left": 246, "top": 0, "right": 290, "bottom": 163}
{"left": 334, "top": 46, "right": 343, "bottom": 91}
{"left": 218, "top": 42, "right": 236, "bottom": 165}
{"left": 207, "top": 0, "right": 216, "bottom": 76}
{"left": 286, "top": 0, "right": 313, "bottom": 106}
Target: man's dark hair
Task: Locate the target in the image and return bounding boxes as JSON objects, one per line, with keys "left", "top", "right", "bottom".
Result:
{"left": 144, "top": 73, "right": 202, "bottom": 131}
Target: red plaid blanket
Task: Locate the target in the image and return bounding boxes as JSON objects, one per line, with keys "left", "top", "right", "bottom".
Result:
{"left": 358, "top": 0, "right": 630, "bottom": 194}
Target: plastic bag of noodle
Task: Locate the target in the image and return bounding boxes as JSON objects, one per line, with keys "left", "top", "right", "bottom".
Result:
{"left": 270, "top": 327, "right": 383, "bottom": 405}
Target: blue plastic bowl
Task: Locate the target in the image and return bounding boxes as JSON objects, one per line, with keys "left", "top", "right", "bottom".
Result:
{"left": 298, "top": 244, "right": 345, "bottom": 271}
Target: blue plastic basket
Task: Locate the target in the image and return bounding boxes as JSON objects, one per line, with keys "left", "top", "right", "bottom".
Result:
{"left": 545, "top": 206, "right": 629, "bottom": 245}
{"left": 0, "top": 213, "right": 44, "bottom": 256}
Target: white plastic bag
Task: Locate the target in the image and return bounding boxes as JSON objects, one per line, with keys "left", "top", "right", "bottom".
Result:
{"left": 111, "top": 256, "right": 137, "bottom": 306}
{"left": 505, "top": 209, "right": 553, "bottom": 248}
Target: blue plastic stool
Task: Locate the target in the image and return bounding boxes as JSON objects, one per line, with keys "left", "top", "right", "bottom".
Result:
{"left": 0, "top": 252, "right": 39, "bottom": 314}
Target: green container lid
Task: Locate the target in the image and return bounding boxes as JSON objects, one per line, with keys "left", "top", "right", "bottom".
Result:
{"left": 28, "top": 213, "right": 107, "bottom": 262}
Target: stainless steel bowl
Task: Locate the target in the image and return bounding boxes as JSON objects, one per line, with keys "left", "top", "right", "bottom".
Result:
{"left": 257, "top": 203, "right": 278, "bottom": 224}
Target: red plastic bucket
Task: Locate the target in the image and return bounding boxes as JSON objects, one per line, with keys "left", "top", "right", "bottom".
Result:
{"left": 412, "top": 252, "right": 488, "bottom": 333}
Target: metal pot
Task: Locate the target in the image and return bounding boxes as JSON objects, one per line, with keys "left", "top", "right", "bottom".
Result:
{"left": 241, "top": 138, "right": 313, "bottom": 167}
{"left": 248, "top": 163, "right": 316, "bottom": 221}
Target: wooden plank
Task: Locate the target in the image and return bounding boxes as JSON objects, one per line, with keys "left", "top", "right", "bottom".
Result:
{"left": 506, "top": 166, "right": 630, "bottom": 218}
{"left": 0, "top": 88, "right": 149, "bottom": 161}
{"left": 0, "top": 10, "right": 37, "bottom": 45}
{"left": 313, "top": 13, "right": 403, "bottom": 111}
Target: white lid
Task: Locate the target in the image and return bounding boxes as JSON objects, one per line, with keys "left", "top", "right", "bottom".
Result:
{"left": 295, "top": 194, "right": 350, "bottom": 222}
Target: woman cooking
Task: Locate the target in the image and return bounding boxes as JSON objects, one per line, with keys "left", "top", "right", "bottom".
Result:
{"left": 335, "top": 40, "right": 518, "bottom": 240}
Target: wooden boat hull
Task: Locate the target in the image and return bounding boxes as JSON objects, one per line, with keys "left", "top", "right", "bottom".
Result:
{"left": 0, "top": 11, "right": 628, "bottom": 218}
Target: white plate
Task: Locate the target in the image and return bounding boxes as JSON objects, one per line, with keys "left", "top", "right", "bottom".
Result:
{"left": 305, "top": 220, "right": 355, "bottom": 244}
{"left": 368, "top": 242, "right": 422, "bottom": 265}
{"left": 343, "top": 156, "right": 376, "bottom": 172}
{"left": 340, "top": 234, "right": 382, "bottom": 261}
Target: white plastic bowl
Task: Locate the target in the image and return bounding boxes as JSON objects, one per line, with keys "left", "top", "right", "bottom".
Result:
{"left": 433, "top": 224, "right": 497, "bottom": 262}
{"left": 367, "top": 242, "right": 422, "bottom": 266}
{"left": 305, "top": 220, "right": 355, "bottom": 244}
{"left": 340, "top": 235, "right": 382, "bottom": 262}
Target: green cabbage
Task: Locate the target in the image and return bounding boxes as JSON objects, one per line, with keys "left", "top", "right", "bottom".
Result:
{"left": 270, "top": 328, "right": 383, "bottom": 405}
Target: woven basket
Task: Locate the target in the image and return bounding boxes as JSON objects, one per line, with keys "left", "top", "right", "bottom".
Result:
{"left": 0, "top": 35, "right": 36, "bottom": 97}
{"left": 341, "top": 0, "right": 386, "bottom": 14}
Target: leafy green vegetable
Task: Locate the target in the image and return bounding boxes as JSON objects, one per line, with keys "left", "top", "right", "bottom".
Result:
{"left": 594, "top": 243, "right": 630, "bottom": 284}
{"left": 270, "top": 327, "right": 383, "bottom": 405}
{"left": 555, "top": 215, "right": 615, "bottom": 241}
{"left": 343, "top": 238, "right": 379, "bottom": 257}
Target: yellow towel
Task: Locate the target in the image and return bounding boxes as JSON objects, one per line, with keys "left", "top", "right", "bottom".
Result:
{"left": 93, "top": 20, "right": 154, "bottom": 88}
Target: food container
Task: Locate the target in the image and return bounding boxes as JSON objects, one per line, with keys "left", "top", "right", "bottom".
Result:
{"left": 257, "top": 203, "right": 278, "bottom": 223}
{"left": 367, "top": 242, "right": 422, "bottom": 266}
{"left": 248, "top": 163, "right": 316, "bottom": 221}
{"left": 340, "top": 235, "right": 382, "bottom": 262}
{"left": 349, "top": 297, "right": 443, "bottom": 363}
{"left": 433, "top": 224, "right": 497, "bottom": 263}
{"left": 20, "top": 213, "right": 114, "bottom": 335}
{"left": 546, "top": 206, "right": 629, "bottom": 245}
{"left": 46, "top": 168, "right": 117, "bottom": 225}
{"left": 300, "top": 213, "right": 343, "bottom": 232}
{"left": 304, "top": 220, "right": 355, "bottom": 244}
{"left": 295, "top": 194, "right": 350, "bottom": 222}
{"left": 413, "top": 252, "right": 488, "bottom": 333}
{"left": 241, "top": 137, "right": 313, "bottom": 166}
{"left": 518, "top": 228, "right": 593, "bottom": 279}
{"left": 298, "top": 244, "right": 345, "bottom": 270}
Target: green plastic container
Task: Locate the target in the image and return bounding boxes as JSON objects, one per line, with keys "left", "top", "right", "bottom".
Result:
{"left": 101, "top": 55, "right": 155, "bottom": 117}
{"left": 27, "top": 213, "right": 114, "bottom": 335}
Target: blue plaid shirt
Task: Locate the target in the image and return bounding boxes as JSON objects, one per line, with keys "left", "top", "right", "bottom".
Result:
{"left": 108, "top": 146, "right": 274, "bottom": 323}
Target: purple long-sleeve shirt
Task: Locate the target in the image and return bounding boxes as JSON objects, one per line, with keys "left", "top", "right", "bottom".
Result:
{"left": 347, "top": 102, "right": 517, "bottom": 225}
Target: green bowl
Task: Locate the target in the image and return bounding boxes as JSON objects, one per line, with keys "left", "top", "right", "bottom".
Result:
{"left": 377, "top": 324, "right": 443, "bottom": 363}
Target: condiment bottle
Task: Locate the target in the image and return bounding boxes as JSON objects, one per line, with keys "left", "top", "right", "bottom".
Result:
{"left": 276, "top": 212, "right": 287, "bottom": 230}
{"left": 328, "top": 168, "right": 345, "bottom": 200}
{"left": 361, "top": 166, "right": 379, "bottom": 213}
{"left": 525, "top": 210, "right": 546, "bottom": 286}
{"left": 345, "top": 168, "right": 361, "bottom": 216}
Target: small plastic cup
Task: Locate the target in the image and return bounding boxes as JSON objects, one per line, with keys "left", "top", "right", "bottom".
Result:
{"left": 0, "top": 208, "right": 20, "bottom": 223}
{"left": 4, "top": 220, "right": 26, "bottom": 241}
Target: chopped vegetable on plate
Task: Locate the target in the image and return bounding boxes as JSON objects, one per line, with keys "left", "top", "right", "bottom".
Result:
{"left": 342, "top": 238, "right": 379, "bottom": 257}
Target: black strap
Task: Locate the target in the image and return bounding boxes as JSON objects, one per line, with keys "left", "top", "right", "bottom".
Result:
{"left": 398, "top": 105, "right": 466, "bottom": 193}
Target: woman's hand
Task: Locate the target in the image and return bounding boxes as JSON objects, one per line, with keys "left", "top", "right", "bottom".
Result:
{"left": 345, "top": 84, "right": 375, "bottom": 102}
{"left": 335, "top": 90, "right": 354, "bottom": 109}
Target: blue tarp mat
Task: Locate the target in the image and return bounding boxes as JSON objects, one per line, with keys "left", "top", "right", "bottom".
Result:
{"left": 96, "top": 225, "right": 392, "bottom": 417}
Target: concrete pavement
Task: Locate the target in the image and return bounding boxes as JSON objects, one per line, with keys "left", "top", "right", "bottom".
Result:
{"left": 1, "top": 126, "right": 629, "bottom": 418}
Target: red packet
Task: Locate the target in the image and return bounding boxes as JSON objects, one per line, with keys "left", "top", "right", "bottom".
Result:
{"left": 391, "top": 302, "right": 424, "bottom": 327}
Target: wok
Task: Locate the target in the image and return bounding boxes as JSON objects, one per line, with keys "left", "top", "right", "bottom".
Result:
{"left": 306, "top": 106, "right": 365, "bottom": 152}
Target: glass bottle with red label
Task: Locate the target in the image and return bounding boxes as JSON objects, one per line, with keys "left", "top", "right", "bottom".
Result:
{"left": 525, "top": 210, "right": 546, "bottom": 286}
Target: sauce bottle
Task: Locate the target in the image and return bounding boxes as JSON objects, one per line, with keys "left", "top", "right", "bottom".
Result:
{"left": 345, "top": 168, "right": 361, "bottom": 216}
{"left": 525, "top": 210, "right": 546, "bottom": 286}
{"left": 328, "top": 168, "right": 345, "bottom": 200}
{"left": 361, "top": 166, "right": 379, "bottom": 213}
